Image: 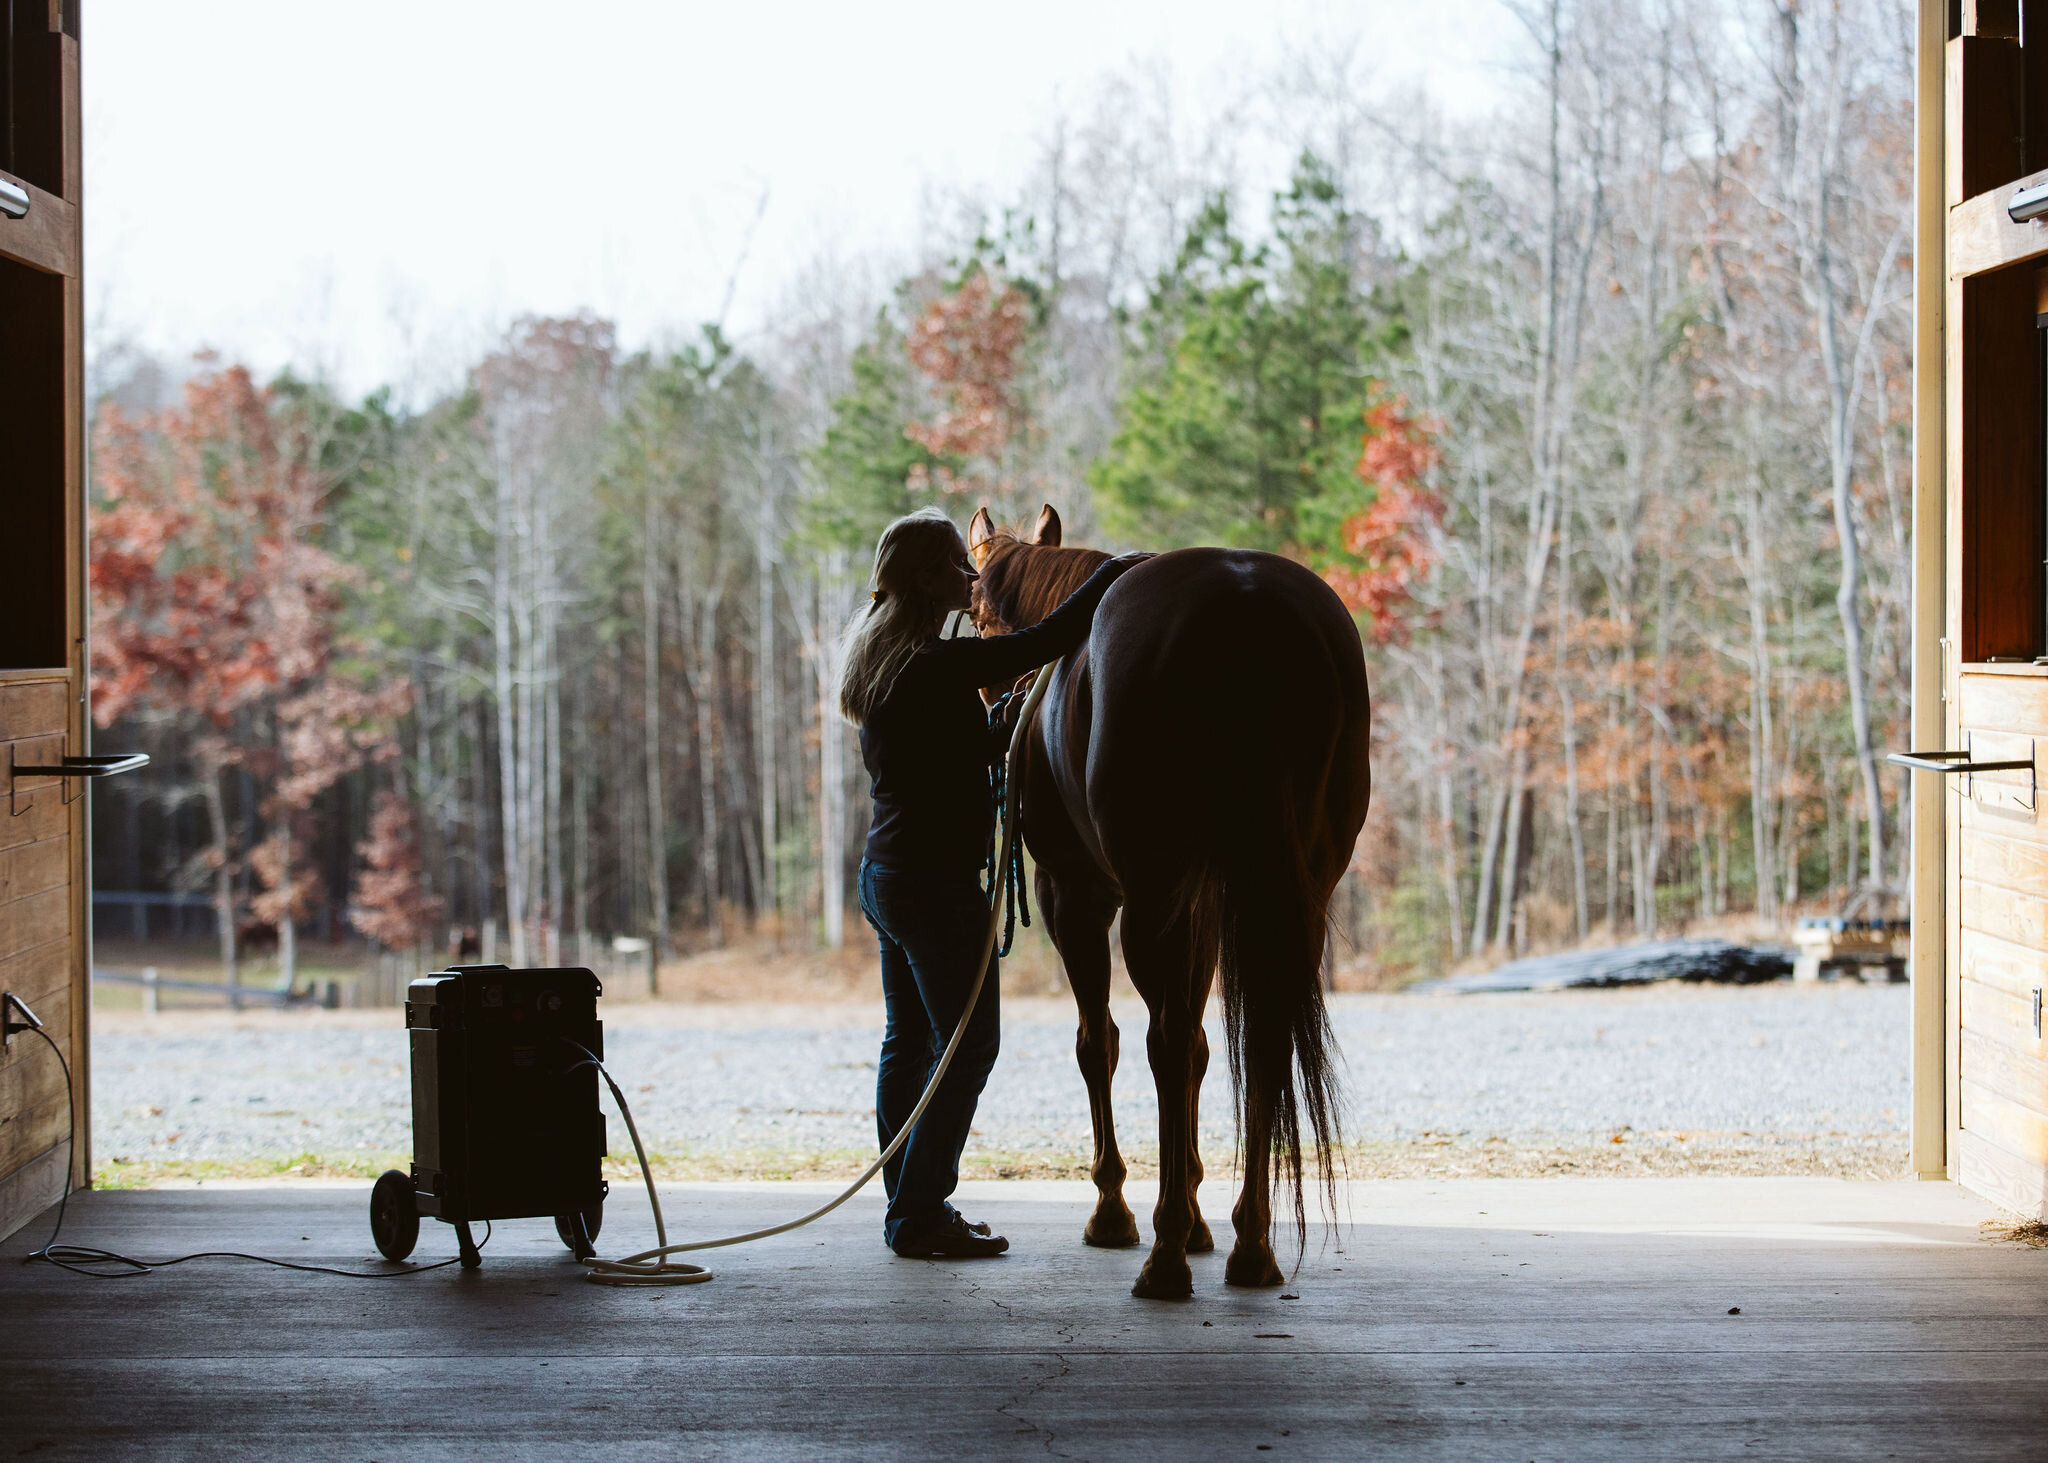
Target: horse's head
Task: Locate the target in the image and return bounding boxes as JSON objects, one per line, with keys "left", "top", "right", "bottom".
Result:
{"left": 967, "top": 502, "right": 1108, "bottom": 636}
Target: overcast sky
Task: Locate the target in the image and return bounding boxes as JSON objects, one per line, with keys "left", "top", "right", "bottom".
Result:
{"left": 84, "top": 0, "right": 1511, "bottom": 400}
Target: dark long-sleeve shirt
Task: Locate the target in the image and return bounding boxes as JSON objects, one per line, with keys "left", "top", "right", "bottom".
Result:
{"left": 860, "top": 559, "right": 1131, "bottom": 873}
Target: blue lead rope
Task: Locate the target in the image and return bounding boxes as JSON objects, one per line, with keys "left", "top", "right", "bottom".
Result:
{"left": 984, "top": 688, "right": 1033, "bottom": 958}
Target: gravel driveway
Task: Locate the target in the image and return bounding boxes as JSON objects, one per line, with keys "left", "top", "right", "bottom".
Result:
{"left": 89, "top": 981, "right": 1909, "bottom": 1182}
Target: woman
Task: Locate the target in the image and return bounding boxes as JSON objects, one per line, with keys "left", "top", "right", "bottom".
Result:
{"left": 839, "top": 507, "right": 1144, "bottom": 1258}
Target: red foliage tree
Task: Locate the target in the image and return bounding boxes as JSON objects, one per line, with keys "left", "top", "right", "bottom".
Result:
{"left": 90, "top": 364, "right": 407, "bottom": 981}
{"left": 903, "top": 268, "right": 1030, "bottom": 497}
{"left": 350, "top": 790, "right": 444, "bottom": 952}
{"left": 1321, "top": 393, "right": 1445, "bottom": 642}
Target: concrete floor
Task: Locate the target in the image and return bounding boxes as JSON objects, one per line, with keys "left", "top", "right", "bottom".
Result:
{"left": 2, "top": 1177, "right": 2044, "bottom": 1460}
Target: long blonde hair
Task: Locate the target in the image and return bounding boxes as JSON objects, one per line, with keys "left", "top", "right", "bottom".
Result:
{"left": 838, "top": 507, "right": 966, "bottom": 726}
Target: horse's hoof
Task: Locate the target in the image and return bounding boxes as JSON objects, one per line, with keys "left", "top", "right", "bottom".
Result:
{"left": 1131, "top": 1254, "right": 1194, "bottom": 1300}
{"left": 1224, "top": 1244, "right": 1285, "bottom": 1288}
{"left": 1186, "top": 1217, "right": 1215, "bottom": 1253}
{"left": 1084, "top": 1207, "right": 1141, "bottom": 1248}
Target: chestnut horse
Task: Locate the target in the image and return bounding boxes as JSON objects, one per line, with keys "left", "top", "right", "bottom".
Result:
{"left": 968, "top": 504, "right": 1372, "bottom": 1299}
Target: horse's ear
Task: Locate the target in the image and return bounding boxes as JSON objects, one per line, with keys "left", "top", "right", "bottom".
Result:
{"left": 968, "top": 506, "right": 995, "bottom": 563}
{"left": 1032, "top": 503, "right": 1062, "bottom": 547}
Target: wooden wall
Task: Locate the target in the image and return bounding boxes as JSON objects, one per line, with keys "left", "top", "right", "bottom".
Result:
{"left": 0, "top": 684, "right": 79, "bottom": 1237}
{"left": 1939, "top": 0, "right": 2048, "bottom": 1218}
{"left": 1952, "top": 672, "right": 2048, "bottom": 1216}
{"left": 0, "top": 0, "right": 87, "bottom": 1244}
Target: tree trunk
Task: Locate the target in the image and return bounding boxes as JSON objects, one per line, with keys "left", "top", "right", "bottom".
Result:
{"left": 818, "top": 566, "right": 848, "bottom": 949}
{"left": 544, "top": 612, "right": 563, "bottom": 968}
{"left": 1604, "top": 690, "right": 1620, "bottom": 930}
{"left": 756, "top": 469, "right": 780, "bottom": 925}
{"left": 1430, "top": 649, "right": 1464, "bottom": 961}
{"left": 784, "top": 549, "right": 853, "bottom": 950}
{"left": 201, "top": 765, "right": 239, "bottom": 1005}
{"left": 571, "top": 674, "right": 592, "bottom": 965}
{"left": 492, "top": 426, "right": 528, "bottom": 967}
{"left": 1554, "top": 483, "right": 1588, "bottom": 943}
{"left": 1469, "top": 785, "right": 1509, "bottom": 954}
{"left": 691, "top": 580, "right": 725, "bottom": 945}
{"left": 1740, "top": 480, "right": 1779, "bottom": 923}
{"left": 1493, "top": 750, "right": 1530, "bottom": 951}
{"left": 642, "top": 491, "right": 669, "bottom": 963}
{"left": 277, "top": 819, "right": 297, "bottom": 991}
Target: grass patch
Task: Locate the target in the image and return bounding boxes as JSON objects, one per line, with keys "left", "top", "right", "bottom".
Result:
{"left": 601, "top": 1150, "right": 1100, "bottom": 1183}
{"left": 89, "top": 1134, "right": 1909, "bottom": 1189}
{"left": 93, "top": 1152, "right": 410, "bottom": 1189}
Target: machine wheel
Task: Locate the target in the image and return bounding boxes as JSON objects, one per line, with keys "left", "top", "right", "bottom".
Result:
{"left": 555, "top": 1202, "right": 603, "bottom": 1259}
{"left": 370, "top": 1169, "right": 420, "bottom": 1262}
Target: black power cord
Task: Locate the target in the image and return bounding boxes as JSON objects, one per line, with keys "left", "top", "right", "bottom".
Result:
{"left": 7, "top": 995, "right": 480, "bottom": 1279}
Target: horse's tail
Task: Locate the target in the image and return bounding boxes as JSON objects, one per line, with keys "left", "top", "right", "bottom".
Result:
{"left": 1214, "top": 746, "right": 1344, "bottom": 1258}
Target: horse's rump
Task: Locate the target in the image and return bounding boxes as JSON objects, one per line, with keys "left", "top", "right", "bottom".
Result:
{"left": 1085, "top": 548, "right": 1370, "bottom": 1244}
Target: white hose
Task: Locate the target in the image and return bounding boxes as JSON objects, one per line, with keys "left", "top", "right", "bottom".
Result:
{"left": 581, "top": 667, "right": 1054, "bottom": 1286}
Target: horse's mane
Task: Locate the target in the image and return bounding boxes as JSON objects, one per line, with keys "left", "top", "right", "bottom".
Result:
{"left": 975, "top": 531, "right": 1110, "bottom": 632}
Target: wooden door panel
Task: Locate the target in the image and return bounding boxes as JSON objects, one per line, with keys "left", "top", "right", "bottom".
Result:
{"left": 0, "top": 836, "right": 66, "bottom": 905}
{"left": 0, "top": 4, "right": 84, "bottom": 1240}
{"left": 0, "top": 682, "right": 64, "bottom": 741}
{"left": 0, "top": 937, "right": 67, "bottom": 1009}
{"left": 1956, "top": 673, "right": 2048, "bottom": 1209}
{"left": 1959, "top": 1128, "right": 2048, "bottom": 1216}
{"left": 1963, "top": 1029, "right": 2048, "bottom": 1109}
{"left": 0, "top": 793, "right": 70, "bottom": 856}
{"left": 1958, "top": 672, "right": 2048, "bottom": 731}
{"left": 1959, "top": 828, "right": 2048, "bottom": 887}
{"left": 0, "top": 928, "right": 71, "bottom": 1182}
{"left": 1960, "top": 1078, "right": 2048, "bottom": 1166}
{"left": 1960, "top": 976, "right": 2046, "bottom": 1063}
{"left": 1960, "top": 878, "right": 2048, "bottom": 945}
{"left": 1959, "top": 791, "right": 2042, "bottom": 838}
{"left": 0, "top": 886, "right": 69, "bottom": 953}
{"left": 1956, "top": 803, "right": 2048, "bottom": 848}
{"left": 0, "top": 678, "right": 75, "bottom": 1231}
{"left": 1960, "top": 925, "right": 2048, "bottom": 1000}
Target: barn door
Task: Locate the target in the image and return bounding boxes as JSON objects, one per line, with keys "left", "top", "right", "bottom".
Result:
{"left": 1927, "top": 0, "right": 2048, "bottom": 1219}
{"left": 0, "top": 0, "right": 87, "bottom": 1242}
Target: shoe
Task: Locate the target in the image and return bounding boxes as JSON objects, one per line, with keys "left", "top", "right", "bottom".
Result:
{"left": 895, "top": 1212, "right": 1010, "bottom": 1258}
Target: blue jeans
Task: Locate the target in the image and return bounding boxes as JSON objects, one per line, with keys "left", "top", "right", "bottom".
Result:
{"left": 858, "top": 858, "right": 1001, "bottom": 1252}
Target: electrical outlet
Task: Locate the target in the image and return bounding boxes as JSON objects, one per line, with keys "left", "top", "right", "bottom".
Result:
{"left": 1, "top": 991, "right": 44, "bottom": 1048}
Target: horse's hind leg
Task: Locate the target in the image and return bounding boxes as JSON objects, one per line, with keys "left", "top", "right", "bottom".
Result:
{"left": 1184, "top": 1016, "right": 1214, "bottom": 1252}
{"left": 1039, "top": 868, "right": 1138, "bottom": 1248}
{"left": 1226, "top": 1101, "right": 1284, "bottom": 1287}
{"left": 1122, "top": 896, "right": 1204, "bottom": 1300}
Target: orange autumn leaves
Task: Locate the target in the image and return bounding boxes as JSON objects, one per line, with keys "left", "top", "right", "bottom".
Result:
{"left": 90, "top": 366, "right": 342, "bottom": 727}
{"left": 903, "top": 268, "right": 1028, "bottom": 499}
{"left": 90, "top": 365, "right": 431, "bottom": 947}
{"left": 1321, "top": 394, "right": 1445, "bottom": 643}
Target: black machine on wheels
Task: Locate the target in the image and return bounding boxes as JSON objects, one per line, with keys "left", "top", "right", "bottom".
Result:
{"left": 369, "top": 964, "right": 608, "bottom": 1269}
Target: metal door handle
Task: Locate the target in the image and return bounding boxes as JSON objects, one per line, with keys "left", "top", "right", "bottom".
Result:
{"left": 6, "top": 748, "right": 150, "bottom": 815}
{"left": 1886, "top": 750, "right": 2036, "bottom": 773}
